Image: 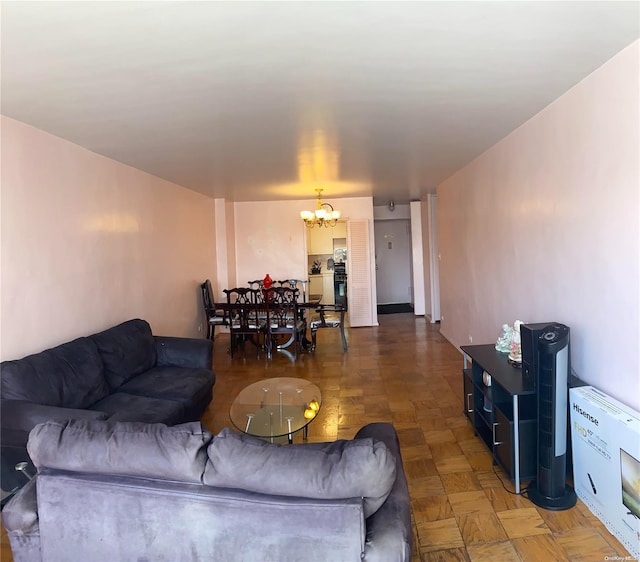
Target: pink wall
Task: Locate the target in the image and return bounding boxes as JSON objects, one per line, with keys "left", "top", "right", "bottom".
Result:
{"left": 233, "top": 200, "right": 309, "bottom": 284}
{"left": 232, "top": 197, "right": 375, "bottom": 286}
{"left": 1, "top": 117, "right": 217, "bottom": 360}
{"left": 437, "top": 41, "right": 639, "bottom": 410}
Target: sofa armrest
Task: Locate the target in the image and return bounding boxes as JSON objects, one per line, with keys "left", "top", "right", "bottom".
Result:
{"left": 1, "top": 399, "right": 107, "bottom": 445}
{"left": 3, "top": 477, "right": 39, "bottom": 534}
{"left": 3, "top": 477, "right": 42, "bottom": 562}
{"left": 154, "top": 336, "right": 213, "bottom": 370}
{"left": 355, "top": 423, "right": 413, "bottom": 562}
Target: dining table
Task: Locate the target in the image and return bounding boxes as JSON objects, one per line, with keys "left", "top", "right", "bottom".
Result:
{"left": 213, "top": 291, "right": 322, "bottom": 355}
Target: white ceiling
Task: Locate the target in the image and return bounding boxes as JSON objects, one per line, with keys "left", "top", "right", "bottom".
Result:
{"left": 2, "top": 1, "right": 638, "bottom": 205}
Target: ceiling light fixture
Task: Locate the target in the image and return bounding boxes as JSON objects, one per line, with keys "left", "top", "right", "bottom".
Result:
{"left": 300, "top": 189, "right": 341, "bottom": 228}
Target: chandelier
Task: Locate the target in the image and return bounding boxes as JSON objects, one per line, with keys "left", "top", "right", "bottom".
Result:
{"left": 300, "top": 189, "right": 341, "bottom": 228}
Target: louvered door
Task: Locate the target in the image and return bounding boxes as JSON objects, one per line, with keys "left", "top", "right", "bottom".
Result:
{"left": 347, "top": 219, "right": 374, "bottom": 327}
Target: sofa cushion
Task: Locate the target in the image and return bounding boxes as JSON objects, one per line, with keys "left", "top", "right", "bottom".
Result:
{"left": 28, "top": 419, "right": 213, "bottom": 483}
{"left": 117, "top": 366, "right": 214, "bottom": 411}
{"left": 90, "top": 319, "right": 157, "bottom": 390}
{"left": 204, "top": 428, "right": 396, "bottom": 518}
{"left": 88, "top": 393, "right": 185, "bottom": 426}
{"left": 0, "top": 337, "right": 109, "bottom": 409}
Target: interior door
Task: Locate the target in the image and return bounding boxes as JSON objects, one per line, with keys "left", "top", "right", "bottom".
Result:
{"left": 374, "top": 220, "right": 411, "bottom": 304}
{"left": 347, "top": 219, "right": 374, "bottom": 327}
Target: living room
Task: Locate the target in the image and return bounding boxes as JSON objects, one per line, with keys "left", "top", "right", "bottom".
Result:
{"left": 1, "top": 2, "right": 639, "bottom": 560}
{"left": 2, "top": 4, "right": 638, "bottom": 412}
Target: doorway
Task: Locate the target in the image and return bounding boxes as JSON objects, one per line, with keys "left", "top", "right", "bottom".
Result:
{"left": 374, "top": 219, "right": 412, "bottom": 312}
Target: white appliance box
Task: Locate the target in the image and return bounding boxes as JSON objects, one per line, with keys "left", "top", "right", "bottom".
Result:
{"left": 569, "top": 386, "right": 640, "bottom": 558}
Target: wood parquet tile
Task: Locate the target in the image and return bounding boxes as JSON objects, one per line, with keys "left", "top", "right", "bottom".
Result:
{"left": 413, "top": 495, "right": 455, "bottom": 522}
{"left": 513, "top": 534, "right": 573, "bottom": 561}
{"left": 448, "top": 490, "right": 496, "bottom": 516}
{"left": 440, "top": 471, "right": 482, "bottom": 494}
{"left": 0, "top": 314, "right": 634, "bottom": 562}
{"left": 417, "top": 518, "right": 466, "bottom": 553}
{"left": 456, "top": 512, "right": 509, "bottom": 545}
{"left": 554, "top": 527, "right": 620, "bottom": 561}
{"left": 429, "top": 442, "right": 464, "bottom": 462}
{"left": 409, "top": 475, "right": 447, "bottom": 497}
{"left": 434, "top": 455, "right": 474, "bottom": 475}
{"left": 497, "top": 507, "right": 551, "bottom": 539}
{"left": 465, "top": 451, "right": 495, "bottom": 472}
{"left": 484, "top": 485, "right": 532, "bottom": 512}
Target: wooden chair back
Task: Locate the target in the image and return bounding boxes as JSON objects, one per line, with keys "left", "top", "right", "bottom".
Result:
{"left": 264, "top": 286, "right": 299, "bottom": 305}
{"left": 223, "top": 288, "right": 265, "bottom": 357}
{"left": 224, "top": 287, "right": 261, "bottom": 305}
{"left": 263, "top": 287, "right": 303, "bottom": 358}
{"left": 200, "top": 279, "right": 228, "bottom": 340}
{"left": 275, "top": 279, "right": 308, "bottom": 302}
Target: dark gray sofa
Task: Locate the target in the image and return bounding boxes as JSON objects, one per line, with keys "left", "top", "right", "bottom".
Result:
{"left": 3, "top": 419, "right": 412, "bottom": 562}
{"left": 0, "top": 319, "right": 215, "bottom": 448}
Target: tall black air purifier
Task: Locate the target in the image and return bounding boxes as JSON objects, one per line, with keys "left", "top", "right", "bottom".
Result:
{"left": 527, "top": 323, "right": 577, "bottom": 510}
{"left": 520, "top": 322, "right": 551, "bottom": 388}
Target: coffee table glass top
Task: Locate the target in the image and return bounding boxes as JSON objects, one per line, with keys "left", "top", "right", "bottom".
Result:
{"left": 229, "top": 377, "right": 321, "bottom": 440}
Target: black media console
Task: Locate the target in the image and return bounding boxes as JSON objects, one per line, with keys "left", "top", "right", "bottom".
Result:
{"left": 461, "top": 344, "right": 537, "bottom": 493}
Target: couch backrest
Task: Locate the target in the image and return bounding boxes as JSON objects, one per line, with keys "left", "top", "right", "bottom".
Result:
{"left": 205, "top": 427, "right": 397, "bottom": 518}
{"left": 27, "top": 419, "right": 396, "bottom": 519}
{"left": 28, "top": 419, "right": 211, "bottom": 482}
{"left": 0, "top": 337, "right": 109, "bottom": 409}
{"left": 26, "top": 420, "right": 372, "bottom": 562}
{"left": 34, "top": 472, "right": 365, "bottom": 562}
{"left": 89, "top": 318, "right": 157, "bottom": 390}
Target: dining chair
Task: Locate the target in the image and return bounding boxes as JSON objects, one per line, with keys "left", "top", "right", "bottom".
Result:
{"left": 263, "top": 287, "right": 305, "bottom": 359}
{"left": 200, "top": 279, "right": 228, "bottom": 341}
{"left": 275, "top": 279, "right": 308, "bottom": 302}
{"left": 273, "top": 279, "right": 308, "bottom": 316}
{"left": 223, "top": 288, "right": 266, "bottom": 358}
{"left": 309, "top": 303, "right": 348, "bottom": 352}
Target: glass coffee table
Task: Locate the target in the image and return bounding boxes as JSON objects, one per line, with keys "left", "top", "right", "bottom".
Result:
{"left": 230, "top": 377, "right": 321, "bottom": 443}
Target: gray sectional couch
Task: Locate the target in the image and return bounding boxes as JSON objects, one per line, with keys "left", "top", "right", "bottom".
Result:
{"left": 0, "top": 319, "right": 216, "bottom": 448}
{"left": 4, "top": 419, "right": 412, "bottom": 562}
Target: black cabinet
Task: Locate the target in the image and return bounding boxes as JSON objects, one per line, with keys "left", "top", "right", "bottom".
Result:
{"left": 461, "top": 344, "right": 537, "bottom": 492}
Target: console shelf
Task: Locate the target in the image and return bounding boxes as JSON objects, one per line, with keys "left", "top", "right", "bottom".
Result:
{"left": 461, "top": 344, "right": 537, "bottom": 492}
